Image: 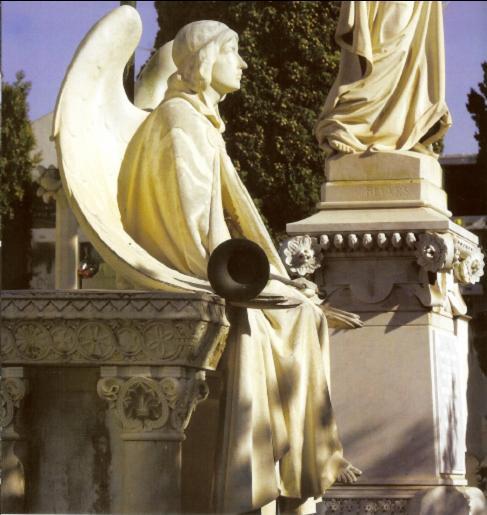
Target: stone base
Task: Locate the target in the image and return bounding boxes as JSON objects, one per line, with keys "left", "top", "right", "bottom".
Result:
{"left": 319, "top": 486, "right": 487, "bottom": 514}
{"left": 284, "top": 151, "right": 486, "bottom": 515}
{"left": 408, "top": 486, "right": 487, "bottom": 514}
{"left": 318, "top": 151, "right": 450, "bottom": 217}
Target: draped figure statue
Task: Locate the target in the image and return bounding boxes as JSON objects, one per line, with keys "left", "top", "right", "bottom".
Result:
{"left": 118, "top": 19, "right": 358, "bottom": 514}
{"left": 54, "top": 8, "right": 360, "bottom": 514}
{"left": 315, "top": 1, "right": 452, "bottom": 157}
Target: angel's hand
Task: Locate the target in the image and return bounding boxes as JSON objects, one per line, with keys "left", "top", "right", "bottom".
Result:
{"left": 320, "top": 303, "right": 364, "bottom": 329}
{"left": 290, "top": 277, "right": 318, "bottom": 298}
{"left": 336, "top": 463, "right": 362, "bottom": 484}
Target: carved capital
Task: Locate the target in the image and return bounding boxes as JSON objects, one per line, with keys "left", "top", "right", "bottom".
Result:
{"left": 97, "top": 371, "right": 208, "bottom": 438}
{"left": 0, "top": 376, "right": 28, "bottom": 430}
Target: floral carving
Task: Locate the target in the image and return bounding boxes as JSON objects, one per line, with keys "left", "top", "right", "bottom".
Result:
{"left": 322, "top": 498, "right": 408, "bottom": 513}
{"left": 1, "top": 318, "right": 225, "bottom": 368}
{"left": 15, "top": 322, "right": 52, "bottom": 360}
{"left": 144, "top": 322, "right": 181, "bottom": 360}
{"left": 77, "top": 322, "right": 116, "bottom": 360}
{"left": 453, "top": 249, "right": 485, "bottom": 285}
{"left": 0, "top": 327, "right": 15, "bottom": 357}
{"left": 415, "top": 233, "right": 454, "bottom": 272}
{"left": 0, "top": 377, "right": 28, "bottom": 429}
{"left": 51, "top": 325, "right": 77, "bottom": 357}
{"left": 121, "top": 378, "right": 169, "bottom": 431}
{"left": 97, "top": 373, "right": 208, "bottom": 437}
{"left": 280, "top": 235, "right": 322, "bottom": 277}
{"left": 116, "top": 326, "right": 143, "bottom": 359}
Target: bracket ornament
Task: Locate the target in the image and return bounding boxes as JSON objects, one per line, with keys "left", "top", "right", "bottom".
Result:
{"left": 0, "top": 377, "right": 28, "bottom": 430}
{"left": 97, "top": 373, "right": 208, "bottom": 437}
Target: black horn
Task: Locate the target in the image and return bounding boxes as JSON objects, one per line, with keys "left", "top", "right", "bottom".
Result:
{"left": 207, "top": 239, "right": 270, "bottom": 302}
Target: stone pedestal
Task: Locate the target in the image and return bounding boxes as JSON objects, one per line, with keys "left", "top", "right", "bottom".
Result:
{"left": 0, "top": 291, "right": 229, "bottom": 514}
{"left": 286, "top": 152, "right": 487, "bottom": 513}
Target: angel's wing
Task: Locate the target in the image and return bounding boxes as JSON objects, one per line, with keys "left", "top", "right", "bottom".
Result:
{"left": 135, "top": 41, "right": 176, "bottom": 110}
{"left": 52, "top": 6, "right": 212, "bottom": 293}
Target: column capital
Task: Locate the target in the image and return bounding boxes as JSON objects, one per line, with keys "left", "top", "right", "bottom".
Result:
{"left": 97, "top": 367, "right": 208, "bottom": 439}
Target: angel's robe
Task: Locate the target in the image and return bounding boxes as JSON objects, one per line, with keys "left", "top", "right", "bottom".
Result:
{"left": 315, "top": 1, "right": 451, "bottom": 156}
{"left": 118, "top": 79, "right": 346, "bottom": 512}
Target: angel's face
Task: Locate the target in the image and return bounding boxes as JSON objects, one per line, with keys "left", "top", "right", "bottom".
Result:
{"left": 211, "top": 35, "right": 247, "bottom": 95}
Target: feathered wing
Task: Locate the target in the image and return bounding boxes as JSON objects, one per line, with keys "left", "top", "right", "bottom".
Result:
{"left": 135, "top": 40, "right": 176, "bottom": 110}
{"left": 52, "top": 6, "right": 212, "bottom": 293}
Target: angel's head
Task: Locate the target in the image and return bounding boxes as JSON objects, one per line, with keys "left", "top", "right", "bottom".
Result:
{"left": 172, "top": 20, "right": 247, "bottom": 95}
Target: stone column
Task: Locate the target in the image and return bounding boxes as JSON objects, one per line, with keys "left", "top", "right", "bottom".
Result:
{"left": 55, "top": 190, "right": 79, "bottom": 289}
{"left": 35, "top": 164, "right": 79, "bottom": 289}
{"left": 285, "top": 152, "right": 487, "bottom": 513}
{"left": 0, "top": 367, "right": 29, "bottom": 514}
{"left": 97, "top": 366, "right": 209, "bottom": 514}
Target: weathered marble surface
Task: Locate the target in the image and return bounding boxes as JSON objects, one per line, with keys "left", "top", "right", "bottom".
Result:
{"left": 1, "top": 290, "right": 228, "bottom": 369}
{"left": 286, "top": 152, "right": 486, "bottom": 514}
{"left": 0, "top": 290, "right": 229, "bottom": 514}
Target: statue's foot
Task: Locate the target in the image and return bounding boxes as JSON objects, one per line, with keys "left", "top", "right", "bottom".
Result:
{"left": 336, "top": 462, "right": 362, "bottom": 484}
{"left": 329, "top": 139, "right": 354, "bottom": 154}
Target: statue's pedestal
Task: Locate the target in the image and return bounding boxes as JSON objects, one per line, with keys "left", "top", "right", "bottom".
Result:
{"left": 287, "top": 152, "right": 487, "bottom": 514}
{"left": 0, "top": 291, "right": 228, "bottom": 514}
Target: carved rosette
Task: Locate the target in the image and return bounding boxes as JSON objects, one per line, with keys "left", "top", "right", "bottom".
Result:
{"left": 453, "top": 248, "right": 485, "bottom": 284}
{"left": 279, "top": 235, "right": 323, "bottom": 277}
{"left": 0, "top": 377, "right": 28, "bottom": 430}
{"left": 415, "top": 233, "right": 455, "bottom": 272}
{"left": 415, "top": 232, "right": 485, "bottom": 285}
{"left": 97, "top": 373, "right": 208, "bottom": 437}
{"left": 1, "top": 319, "right": 228, "bottom": 369}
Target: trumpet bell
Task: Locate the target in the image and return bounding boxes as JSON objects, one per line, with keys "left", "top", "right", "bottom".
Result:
{"left": 207, "top": 239, "right": 270, "bottom": 301}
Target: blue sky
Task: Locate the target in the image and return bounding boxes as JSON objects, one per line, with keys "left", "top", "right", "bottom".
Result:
{"left": 3, "top": 1, "right": 487, "bottom": 155}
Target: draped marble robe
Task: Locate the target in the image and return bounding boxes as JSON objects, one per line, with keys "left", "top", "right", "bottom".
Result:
{"left": 315, "top": 1, "right": 452, "bottom": 156}
{"left": 118, "top": 79, "right": 347, "bottom": 512}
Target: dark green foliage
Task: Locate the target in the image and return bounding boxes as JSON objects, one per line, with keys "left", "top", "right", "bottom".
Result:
{"left": 467, "top": 62, "right": 487, "bottom": 172}
{"left": 154, "top": 1, "right": 340, "bottom": 237}
{"left": 0, "top": 72, "right": 39, "bottom": 218}
{"left": 1, "top": 72, "right": 39, "bottom": 289}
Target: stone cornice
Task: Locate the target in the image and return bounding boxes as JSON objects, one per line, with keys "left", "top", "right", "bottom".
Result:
{"left": 1, "top": 291, "right": 229, "bottom": 369}
{"left": 280, "top": 230, "right": 484, "bottom": 286}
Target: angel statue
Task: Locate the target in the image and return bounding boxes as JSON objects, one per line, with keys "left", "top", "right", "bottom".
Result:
{"left": 315, "top": 1, "right": 452, "bottom": 157}
{"left": 53, "top": 6, "right": 360, "bottom": 514}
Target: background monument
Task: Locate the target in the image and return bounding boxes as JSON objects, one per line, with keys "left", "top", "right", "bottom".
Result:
{"left": 284, "top": 2, "right": 486, "bottom": 513}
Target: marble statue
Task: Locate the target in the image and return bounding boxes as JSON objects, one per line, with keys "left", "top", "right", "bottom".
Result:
{"left": 53, "top": 7, "right": 360, "bottom": 514}
{"left": 315, "top": 1, "right": 452, "bottom": 157}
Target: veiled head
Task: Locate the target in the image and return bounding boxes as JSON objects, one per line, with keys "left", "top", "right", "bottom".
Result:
{"left": 172, "top": 20, "right": 247, "bottom": 94}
